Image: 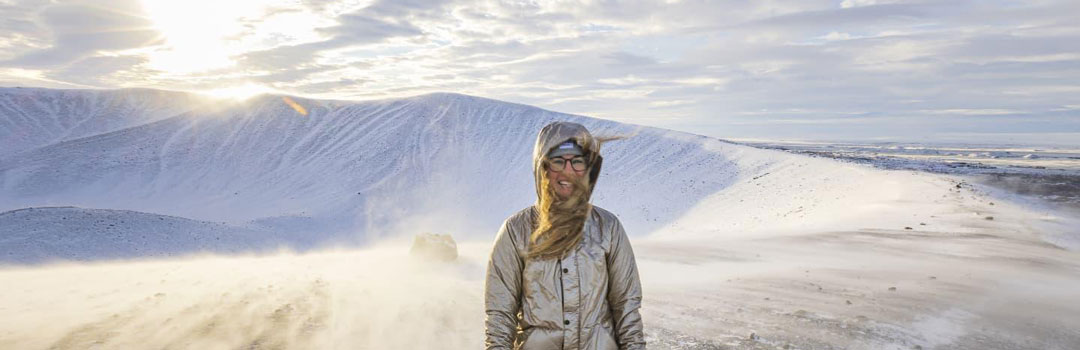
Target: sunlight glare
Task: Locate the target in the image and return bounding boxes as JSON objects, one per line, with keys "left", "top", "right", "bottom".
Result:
{"left": 141, "top": 0, "right": 267, "bottom": 73}
{"left": 201, "top": 84, "right": 274, "bottom": 101}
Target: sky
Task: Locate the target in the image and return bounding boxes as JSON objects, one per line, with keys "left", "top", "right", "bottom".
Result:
{"left": 1, "top": 0, "right": 1078, "bottom": 146}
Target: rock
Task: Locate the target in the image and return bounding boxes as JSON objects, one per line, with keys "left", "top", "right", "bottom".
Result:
{"left": 904, "top": 227, "right": 913, "bottom": 230}
{"left": 410, "top": 233, "right": 458, "bottom": 262}
{"left": 749, "top": 332, "right": 759, "bottom": 341}
{"left": 984, "top": 216, "right": 994, "bottom": 220}
{"left": 929, "top": 276, "right": 936, "bottom": 280}
{"left": 888, "top": 287, "right": 897, "bottom": 291}
{"left": 846, "top": 300, "right": 852, "bottom": 305}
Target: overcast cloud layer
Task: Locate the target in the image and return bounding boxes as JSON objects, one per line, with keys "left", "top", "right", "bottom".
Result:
{"left": 2, "top": 0, "right": 1078, "bottom": 145}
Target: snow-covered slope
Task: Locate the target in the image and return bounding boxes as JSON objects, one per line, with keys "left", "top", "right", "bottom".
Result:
{"left": 0, "top": 90, "right": 735, "bottom": 245}
{"left": 1, "top": 88, "right": 1077, "bottom": 262}
{"left": 0, "top": 207, "right": 311, "bottom": 264}
{"left": 0, "top": 88, "right": 204, "bottom": 159}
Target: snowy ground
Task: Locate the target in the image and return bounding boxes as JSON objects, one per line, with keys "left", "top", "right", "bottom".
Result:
{"left": 2, "top": 88, "right": 1079, "bottom": 349}
{"left": 3, "top": 170, "right": 1079, "bottom": 349}
{"left": 3, "top": 219, "right": 1078, "bottom": 349}
{"left": 728, "top": 140, "right": 1080, "bottom": 174}
{"left": 734, "top": 139, "right": 1080, "bottom": 211}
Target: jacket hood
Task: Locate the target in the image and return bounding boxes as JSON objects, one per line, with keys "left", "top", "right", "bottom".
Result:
{"left": 532, "top": 121, "right": 604, "bottom": 202}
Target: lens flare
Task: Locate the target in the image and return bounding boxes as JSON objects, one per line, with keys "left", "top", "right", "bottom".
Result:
{"left": 283, "top": 97, "right": 308, "bottom": 116}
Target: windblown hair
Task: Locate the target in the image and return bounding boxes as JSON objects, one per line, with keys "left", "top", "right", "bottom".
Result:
{"left": 594, "top": 135, "right": 628, "bottom": 145}
{"left": 525, "top": 132, "right": 629, "bottom": 260}
{"left": 527, "top": 169, "right": 593, "bottom": 260}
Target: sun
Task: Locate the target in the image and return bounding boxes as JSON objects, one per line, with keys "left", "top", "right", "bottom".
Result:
{"left": 138, "top": 0, "right": 333, "bottom": 77}
{"left": 142, "top": 0, "right": 239, "bottom": 72}
{"left": 139, "top": 0, "right": 330, "bottom": 74}
{"left": 140, "top": 0, "right": 265, "bottom": 73}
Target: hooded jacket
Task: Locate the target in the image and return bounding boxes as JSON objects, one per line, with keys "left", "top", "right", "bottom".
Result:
{"left": 484, "top": 122, "right": 646, "bottom": 350}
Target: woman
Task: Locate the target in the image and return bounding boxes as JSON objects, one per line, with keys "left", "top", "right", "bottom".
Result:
{"left": 484, "top": 121, "right": 645, "bottom": 350}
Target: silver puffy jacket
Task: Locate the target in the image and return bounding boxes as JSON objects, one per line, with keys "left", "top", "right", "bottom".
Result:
{"left": 484, "top": 122, "right": 646, "bottom": 350}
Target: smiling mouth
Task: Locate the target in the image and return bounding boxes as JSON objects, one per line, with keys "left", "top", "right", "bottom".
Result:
{"left": 557, "top": 180, "right": 572, "bottom": 189}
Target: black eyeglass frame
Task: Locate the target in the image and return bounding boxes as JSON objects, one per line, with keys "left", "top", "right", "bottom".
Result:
{"left": 545, "top": 156, "right": 588, "bottom": 172}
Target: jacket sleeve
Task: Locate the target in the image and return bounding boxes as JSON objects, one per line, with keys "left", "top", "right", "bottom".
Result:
{"left": 484, "top": 219, "right": 523, "bottom": 350}
{"left": 607, "top": 219, "right": 646, "bottom": 350}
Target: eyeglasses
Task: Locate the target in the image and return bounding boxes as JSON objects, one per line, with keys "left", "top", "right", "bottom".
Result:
{"left": 547, "top": 156, "right": 588, "bottom": 172}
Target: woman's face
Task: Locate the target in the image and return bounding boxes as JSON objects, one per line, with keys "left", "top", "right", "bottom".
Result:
{"left": 546, "top": 155, "right": 587, "bottom": 199}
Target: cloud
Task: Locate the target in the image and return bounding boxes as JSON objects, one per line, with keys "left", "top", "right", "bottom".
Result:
{"left": 0, "top": 1, "right": 51, "bottom": 29}
{"left": 234, "top": 3, "right": 430, "bottom": 81}
{"left": 603, "top": 52, "right": 658, "bottom": 66}
{"left": 239, "top": 41, "right": 342, "bottom": 71}
{"left": 327, "top": 12, "right": 423, "bottom": 42}
{"left": 45, "top": 55, "right": 148, "bottom": 86}
{"left": 4, "top": 1, "right": 160, "bottom": 68}
{"left": 1, "top": 0, "right": 1078, "bottom": 144}
{"left": 290, "top": 77, "right": 371, "bottom": 93}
